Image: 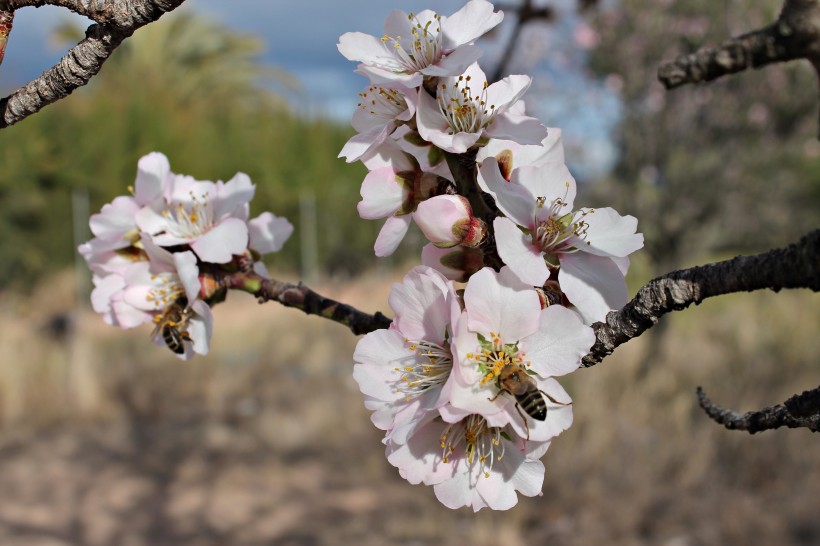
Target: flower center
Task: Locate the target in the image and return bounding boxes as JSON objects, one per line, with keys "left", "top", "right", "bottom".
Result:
{"left": 394, "top": 338, "right": 452, "bottom": 401}
{"left": 145, "top": 274, "right": 186, "bottom": 310}
{"left": 357, "top": 86, "right": 406, "bottom": 121}
{"left": 381, "top": 12, "right": 443, "bottom": 73}
{"left": 466, "top": 331, "right": 530, "bottom": 385}
{"left": 161, "top": 193, "right": 214, "bottom": 239}
{"left": 440, "top": 415, "right": 505, "bottom": 478}
{"left": 533, "top": 186, "right": 594, "bottom": 256}
{"left": 437, "top": 75, "right": 495, "bottom": 135}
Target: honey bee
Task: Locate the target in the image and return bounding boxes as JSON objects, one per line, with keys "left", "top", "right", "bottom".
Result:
{"left": 152, "top": 300, "right": 193, "bottom": 354}
{"left": 489, "top": 364, "right": 549, "bottom": 440}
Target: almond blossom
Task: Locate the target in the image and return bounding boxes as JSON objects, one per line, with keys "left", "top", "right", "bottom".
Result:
{"left": 478, "top": 158, "right": 644, "bottom": 323}
{"left": 358, "top": 139, "right": 454, "bottom": 257}
{"left": 338, "top": 0, "right": 503, "bottom": 88}
{"left": 386, "top": 414, "right": 551, "bottom": 511}
{"left": 136, "top": 171, "right": 255, "bottom": 264}
{"left": 353, "top": 266, "right": 460, "bottom": 444}
{"left": 78, "top": 152, "right": 172, "bottom": 274}
{"left": 444, "top": 267, "right": 593, "bottom": 441}
{"left": 339, "top": 84, "right": 417, "bottom": 163}
{"left": 416, "top": 62, "right": 547, "bottom": 153}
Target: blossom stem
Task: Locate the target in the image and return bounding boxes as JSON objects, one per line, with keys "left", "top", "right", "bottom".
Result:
{"left": 229, "top": 272, "right": 392, "bottom": 335}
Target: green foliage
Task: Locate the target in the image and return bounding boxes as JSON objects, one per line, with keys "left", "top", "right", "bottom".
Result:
{"left": 0, "top": 13, "right": 390, "bottom": 290}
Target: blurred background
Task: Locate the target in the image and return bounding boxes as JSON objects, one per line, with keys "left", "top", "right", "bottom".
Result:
{"left": 0, "top": 0, "right": 818, "bottom": 544}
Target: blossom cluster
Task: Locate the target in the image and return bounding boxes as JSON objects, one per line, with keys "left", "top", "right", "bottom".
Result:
{"left": 79, "top": 152, "right": 293, "bottom": 360}
{"left": 341, "top": 0, "right": 643, "bottom": 509}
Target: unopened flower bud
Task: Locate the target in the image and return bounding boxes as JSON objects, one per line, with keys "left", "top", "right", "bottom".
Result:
{"left": 413, "top": 195, "right": 486, "bottom": 248}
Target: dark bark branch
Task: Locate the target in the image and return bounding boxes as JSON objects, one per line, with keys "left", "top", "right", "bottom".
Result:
{"left": 697, "top": 386, "right": 820, "bottom": 433}
{"left": 256, "top": 277, "right": 392, "bottom": 336}
{"left": 658, "top": 0, "right": 820, "bottom": 90}
{"left": 0, "top": 0, "right": 187, "bottom": 129}
{"left": 582, "top": 229, "right": 820, "bottom": 367}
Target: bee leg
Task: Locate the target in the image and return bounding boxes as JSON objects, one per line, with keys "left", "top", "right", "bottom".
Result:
{"left": 488, "top": 390, "right": 503, "bottom": 402}
{"left": 514, "top": 402, "right": 530, "bottom": 441}
{"left": 541, "top": 390, "right": 571, "bottom": 407}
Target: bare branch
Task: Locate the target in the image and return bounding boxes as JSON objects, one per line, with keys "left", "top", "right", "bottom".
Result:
{"left": 0, "top": 0, "right": 187, "bottom": 129}
{"left": 582, "top": 229, "right": 820, "bottom": 367}
{"left": 256, "top": 277, "right": 392, "bottom": 336}
{"left": 658, "top": 0, "right": 820, "bottom": 89}
{"left": 697, "top": 386, "right": 820, "bottom": 433}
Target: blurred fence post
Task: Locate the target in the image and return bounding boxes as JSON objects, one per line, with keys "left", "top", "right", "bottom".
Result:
{"left": 72, "top": 187, "right": 90, "bottom": 307}
{"left": 300, "top": 190, "right": 319, "bottom": 284}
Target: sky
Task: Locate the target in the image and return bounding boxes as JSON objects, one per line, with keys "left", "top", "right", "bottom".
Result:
{"left": 0, "top": 0, "right": 620, "bottom": 178}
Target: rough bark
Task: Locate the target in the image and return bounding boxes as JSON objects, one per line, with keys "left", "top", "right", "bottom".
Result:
{"left": 697, "top": 386, "right": 820, "bottom": 433}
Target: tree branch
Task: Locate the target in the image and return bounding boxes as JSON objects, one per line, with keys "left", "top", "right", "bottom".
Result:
{"left": 255, "top": 277, "right": 392, "bottom": 336}
{"left": 697, "top": 386, "right": 820, "bottom": 433}
{"left": 658, "top": 0, "right": 820, "bottom": 89}
{"left": 657, "top": 0, "right": 820, "bottom": 134}
{"left": 0, "top": 0, "right": 187, "bottom": 129}
{"left": 582, "top": 229, "right": 820, "bottom": 367}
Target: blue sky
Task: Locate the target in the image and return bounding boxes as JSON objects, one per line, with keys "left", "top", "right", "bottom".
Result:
{"left": 1, "top": 0, "right": 620, "bottom": 178}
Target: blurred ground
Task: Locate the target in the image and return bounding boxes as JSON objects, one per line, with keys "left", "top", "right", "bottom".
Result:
{"left": 0, "top": 269, "right": 817, "bottom": 546}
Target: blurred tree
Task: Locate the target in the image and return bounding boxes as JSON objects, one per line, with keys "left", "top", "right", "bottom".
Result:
{"left": 0, "top": 12, "right": 378, "bottom": 291}
{"left": 588, "top": 0, "right": 820, "bottom": 274}
{"left": 583, "top": 0, "right": 820, "bottom": 372}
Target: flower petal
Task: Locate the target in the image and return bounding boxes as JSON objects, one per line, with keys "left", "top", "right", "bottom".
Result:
{"left": 189, "top": 217, "right": 249, "bottom": 264}
{"left": 494, "top": 217, "right": 549, "bottom": 287}
{"left": 374, "top": 215, "right": 412, "bottom": 257}
{"left": 559, "top": 252, "right": 628, "bottom": 324}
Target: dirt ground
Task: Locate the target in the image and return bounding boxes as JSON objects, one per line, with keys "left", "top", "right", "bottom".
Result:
{"left": 0, "top": 272, "right": 817, "bottom": 545}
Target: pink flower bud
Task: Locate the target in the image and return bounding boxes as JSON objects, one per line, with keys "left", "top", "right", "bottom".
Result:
{"left": 413, "top": 195, "right": 487, "bottom": 248}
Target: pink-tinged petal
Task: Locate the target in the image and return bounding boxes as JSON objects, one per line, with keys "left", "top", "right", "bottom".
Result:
{"left": 134, "top": 152, "right": 170, "bottom": 205}
{"left": 522, "top": 305, "right": 594, "bottom": 377}
{"left": 357, "top": 167, "right": 406, "bottom": 220}
{"left": 611, "top": 255, "right": 630, "bottom": 275}
{"left": 485, "top": 75, "right": 532, "bottom": 115}
{"left": 353, "top": 329, "right": 409, "bottom": 404}
{"left": 339, "top": 126, "right": 385, "bottom": 163}
{"left": 389, "top": 266, "right": 452, "bottom": 345}
{"left": 89, "top": 196, "right": 139, "bottom": 239}
{"left": 413, "top": 195, "right": 472, "bottom": 247}
{"left": 485, "top": 111, "right": 548, "bottom": 144}
{"left": 374, "top": 215, "right": 412, "bottom": 257}
{"left": 90, "top": 274, "right": 124, "bottom": 316}
{"left": 337, "top": 31, "right": 389, "bottom": 65}
{"left": 213, "top": 172, "right": 255, "bottom": 219}
{"left": 189, "top": 217, "right": 248, "bottom": 264}
{"left": 537, "top": 128, "right": 564, "bottom": 164}
{"left": 433, "top": 471, "right": 477, "bottom": 510}
{"left": 494, "top": 217, "right": 549, "bottom": 287}
{"left": 111, "top": 298, "right": 153, "bottom": 329}
{"left": 140, "top": 236, "right": 176, "bottom": 269}
{"left": 354, "top": 63, "right": 423, "bottom": 88}
{"left": 416, "top": 88, "right": 451, "bottom": 142}
{"left": 169, "top": 175, "right": 215, "bottom": 206}
{"left": 421, "top": 43, "right": 482, "bottom": 77}
{"left": 478, "top": 159, "right": 536, "bottom": 227}
{"left": 134, "top": 205, "right": 168, "bottom": 236}
{"left": 173, "top": 251, "right": 201, "bottom": 303}
{"left": 441, "top": 0, "right": 504, "bottom": 49}
{"left": 559, "top": 253, "right": 628, "bottom": 324}
{"left": 571, "top": 207, "right": 643, "bottom": 257}
{"left": 382, "top": 8, "right": 416, "bottom": 42}
{"left": 512, "top": 163, "right": 577, "bottom": 210}
{"left": 188, "top": 300, "right": 212, "bottom": 356}
{"left": 464, "top": 266, "right": 540, "bottom": 342}
{"left": 503, "top": 457, "right": 545, "bottom": 500}
{"left": 248, "top": 212, "right": 294, "bottom": 255}
{"left": 361, "top": 138, "right": 415, "bottom": 171}
{"left": 386, "top": 422, "right": 455, "bottom": 486}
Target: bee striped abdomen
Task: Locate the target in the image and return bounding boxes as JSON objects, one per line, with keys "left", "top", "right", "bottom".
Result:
{"left": 161, "top": 323, "right": 186, "bottom": 354}
{"left": 516, "top": 391, "right": 547, "bottom": 421}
